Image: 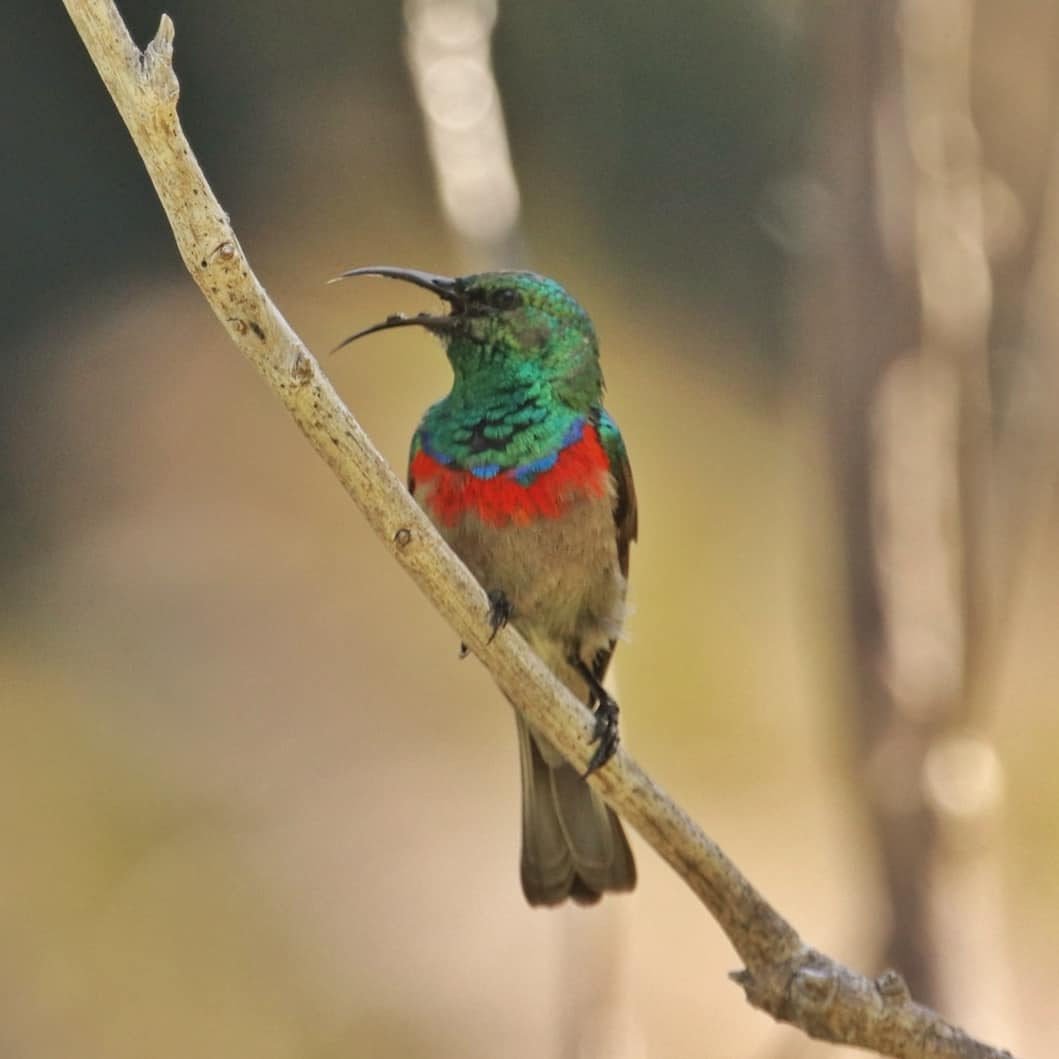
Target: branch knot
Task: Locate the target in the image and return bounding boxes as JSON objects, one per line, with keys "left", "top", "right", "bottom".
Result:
{"left": 875, "top": 969, "right": 911, "bottom": 1004}
{"left": 142, "top": 15, "right": 178, "bottom": 100}
{"left": 790, "top": 962, "right": 840, "bottom": 1012}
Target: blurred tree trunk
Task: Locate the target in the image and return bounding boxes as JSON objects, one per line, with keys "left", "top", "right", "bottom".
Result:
{"left": 800, "top": 0, "right": 936, "bottom": 998}
{"left": 797, "top": 0, "right": 1059, "bottom": 1041}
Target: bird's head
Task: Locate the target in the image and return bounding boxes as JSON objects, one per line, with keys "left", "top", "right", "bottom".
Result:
{"left": 334, "top": 267, "right": 603, "bottom": 411}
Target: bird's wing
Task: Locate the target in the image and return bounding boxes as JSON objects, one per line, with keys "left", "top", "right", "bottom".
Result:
{"left": 595, "top": 409, "right": 638, "bottom": 579}
{"left": 588, "top": 409, "right": 637, "bottom": 684}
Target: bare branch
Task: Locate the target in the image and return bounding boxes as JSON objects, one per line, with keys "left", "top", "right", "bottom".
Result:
{"left": 61, "top": 3, "right": 1017, "bottom": 1056}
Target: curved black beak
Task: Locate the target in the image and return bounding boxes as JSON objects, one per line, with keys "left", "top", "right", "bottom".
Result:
{"left": 329, "top": 311, "right": 457, "bottom": 354}
{"left": 329, "top": 265, "right": 465, "bottom": 354}
{"left": 331, "top": 265, "right": 463, "bottom": 304}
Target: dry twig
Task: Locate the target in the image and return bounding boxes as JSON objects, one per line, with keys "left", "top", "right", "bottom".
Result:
{"left": 61, "top": 2, "right": 1017, "bottom": 1056}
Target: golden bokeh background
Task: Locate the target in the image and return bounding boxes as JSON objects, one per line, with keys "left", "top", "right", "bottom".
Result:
{"left": 4, "top": 2, "right": 1058, "bottom": 1056}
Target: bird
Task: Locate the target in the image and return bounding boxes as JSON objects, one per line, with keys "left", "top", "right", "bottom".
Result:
{"left": 335, "top": 266, "right": 636, "bottom": 906}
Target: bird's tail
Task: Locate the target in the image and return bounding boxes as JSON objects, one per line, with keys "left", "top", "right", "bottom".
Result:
{"left": 515, "top": 713, "right": 636, "bottom": 905}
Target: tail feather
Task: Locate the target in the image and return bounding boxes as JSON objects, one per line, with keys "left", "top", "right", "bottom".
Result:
{"left": 516, "top": 714, "right": 636, "bottom": 906}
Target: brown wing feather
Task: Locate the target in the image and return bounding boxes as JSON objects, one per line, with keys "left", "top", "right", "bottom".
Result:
{"left": 611, "top": 440, "right": 637, "bottom": 580}
{"left": 593, "top": 414, "right": 637, "bottom": 682}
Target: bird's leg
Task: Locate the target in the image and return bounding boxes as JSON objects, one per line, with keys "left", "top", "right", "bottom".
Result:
{"left": 485, "top": 589, "right": 512, "bottom": 644}
{"left": 571, "top": 657, "right": 620, "bottom": 777}
{"left": 461, "top": 590, "right": 511, "bottom": 655}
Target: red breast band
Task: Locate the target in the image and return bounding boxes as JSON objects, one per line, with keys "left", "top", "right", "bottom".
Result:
{"left": 411, "top": 423, "right": 610, "bottom": 527}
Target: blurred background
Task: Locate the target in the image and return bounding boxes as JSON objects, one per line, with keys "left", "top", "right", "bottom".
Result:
{"left": 5, "top": 1, "right": 1058, "bottom": 1056}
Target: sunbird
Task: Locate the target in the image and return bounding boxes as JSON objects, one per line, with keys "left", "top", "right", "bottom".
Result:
{"left": 336, "top": 267, "right": 636, "bottom": 905}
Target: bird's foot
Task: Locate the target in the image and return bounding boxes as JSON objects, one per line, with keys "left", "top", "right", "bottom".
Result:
{"left": 583, "top": 693, "right": 620, "bottom": 778}
{"left": 458, "top": 642, "right": 470, "bottom": 659}
{"left": 486, "top": 589, "right": 512, "bottom": 645}
{"left": 570, "top": 655, "right": 622, "bottom": 777}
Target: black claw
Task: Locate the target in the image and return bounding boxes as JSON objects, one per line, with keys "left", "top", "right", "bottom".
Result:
{"left": 570, "top": 655, "right": 621, "bottom": 777}
{"left": 486, "top": 589, "right": 512, "bottom": 644}
{"left": 458, "top": 642, "right": 470, "bottom": 659}
{"left": 583, "top": 695, "right": 620, "bottom": 777}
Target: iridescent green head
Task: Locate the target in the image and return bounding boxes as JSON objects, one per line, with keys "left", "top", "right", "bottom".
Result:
{"left": 334, "top": 267, "right": 603, "bottom": 413}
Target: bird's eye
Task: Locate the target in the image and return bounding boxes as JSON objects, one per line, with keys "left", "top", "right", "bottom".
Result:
{"left": 492, "top": 288, "right": 521, "bottom": 310}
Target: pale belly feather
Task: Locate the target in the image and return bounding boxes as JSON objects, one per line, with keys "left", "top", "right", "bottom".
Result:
{"left": 416, "top": 482, "right": 628, "bottom": 695}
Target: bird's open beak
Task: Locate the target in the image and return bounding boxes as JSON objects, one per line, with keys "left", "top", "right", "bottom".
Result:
{"left": 329, "top": 266, "right": 463, "bottom": 353}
